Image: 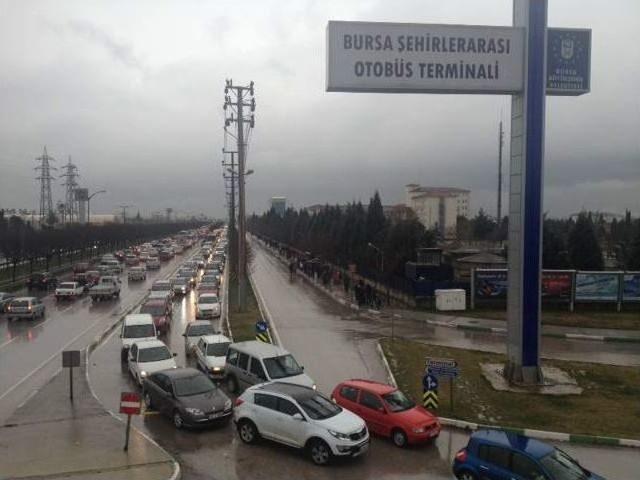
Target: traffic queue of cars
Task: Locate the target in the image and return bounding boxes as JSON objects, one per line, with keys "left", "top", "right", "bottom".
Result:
{"left": 0, "top": 230, "right": 200, "bottom": 322}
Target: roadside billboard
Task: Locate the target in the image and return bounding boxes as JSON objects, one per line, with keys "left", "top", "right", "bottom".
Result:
{"left": 623, "top": 273, "right": 640, "bottom": 303}
{"left": 541, "top": 270, "right": 573, "bottom": 301}
{"left": 575, "top": 272, "right": 619, "bottom": 302}
{"left": 475, "top": 269, "right": 507, "bottom": 299}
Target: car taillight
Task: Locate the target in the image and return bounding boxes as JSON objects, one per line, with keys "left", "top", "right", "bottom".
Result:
{"left": 234, "top": 398, "right": 244, "bottom": 407}
{"left": 455, "top": 449, "right": 468, "bottom": 462}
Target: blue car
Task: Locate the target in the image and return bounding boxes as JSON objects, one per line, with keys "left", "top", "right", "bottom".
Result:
{"left": 453, "top": 429, "right": 605, "bottom": 480}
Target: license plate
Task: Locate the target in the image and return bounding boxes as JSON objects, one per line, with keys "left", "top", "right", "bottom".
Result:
{"left": 208, "top": 412, "right": 222, "bottom": 419}
{"left": 353, "top": 441, "right": 369, "bottom": 457}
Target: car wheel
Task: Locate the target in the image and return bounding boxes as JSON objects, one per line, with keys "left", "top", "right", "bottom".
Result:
{"left": 226, "top": 375, "right": 238, "bottom": 393}
{"left": 457, "top": 471, "right": 477, "bottom": 480}
{"left": 237, "top": 420, "right": 259, "bottom": 444}
{"left": 173, "top": 410, "right": 184, "bottom": 429}
{"left": 391, "top": 428, "right": 408, "bottom": 448}
{"left": 308, "top": 439, "right": 332, "bottom": 466}
{"left": 143, "top": 391, "right": 153, "bottom": 409}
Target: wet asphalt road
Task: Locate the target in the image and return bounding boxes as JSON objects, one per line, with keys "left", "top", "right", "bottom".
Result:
{"left": 87, "top": 242, "right": 639, "bottom": 480}
{"left": 0, "top": 250, "right": 193, "bottom": 423}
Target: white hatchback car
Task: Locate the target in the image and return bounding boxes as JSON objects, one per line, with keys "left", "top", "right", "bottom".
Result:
{"left": 127, "top": 339, "right": 177, "bottom": 386}
{"left": 195, "top": 334, "right": 231, "bottom": 379}
{"left": 234, "top": 382, "right": 369, "bottom": 465}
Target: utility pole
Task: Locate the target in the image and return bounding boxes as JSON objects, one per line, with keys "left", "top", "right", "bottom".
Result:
{"left": 222, "top": 151, "right": 238, "bottom": 276}
{"left": 35, "top": 146, "right": 57, "bottom": 225}
{"left": 224, "top": 79, "right": 255, "bottom": 311}
{"left": 497, "top": 120, "right": 504, "bottom": 228}
{"left": 119, "top": 205, "right": 131, "bottom": 224}
{"left": 60, "top": 156, "right": 80, "bottom": 224}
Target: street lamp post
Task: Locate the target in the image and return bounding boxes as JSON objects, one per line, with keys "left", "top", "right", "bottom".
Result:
{"left": 87, "top": 190, "right": 106, "bottom": 224}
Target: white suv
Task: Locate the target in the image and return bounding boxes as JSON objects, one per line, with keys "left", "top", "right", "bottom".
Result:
{"left": 233, "top": 382, "right": 369, "bottom": 465}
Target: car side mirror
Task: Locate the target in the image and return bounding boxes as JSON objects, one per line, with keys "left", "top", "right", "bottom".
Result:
{"left": 173, "top": 352, "right": 177, "bottom": 357}
{"left": 378, "top": 407, "right": 386, "bottom": 414}
{"left": 182, "top": 333, "right": 186, "bottom": 337}
{"left": 300, "top": 365, "right": 305, "bottom": 371}
{"left": 292, "top": 413, "right": 305, "bottom": 421}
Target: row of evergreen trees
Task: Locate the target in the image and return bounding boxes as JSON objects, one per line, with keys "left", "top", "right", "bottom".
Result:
{"left": 0, "top": 210, "right": 210, "bottom": 280}
{"left": 247, "top": 192, "right": 436, "bottom": 281}
{"left": 248, "top": 191, "right": 640, "bottom": 277}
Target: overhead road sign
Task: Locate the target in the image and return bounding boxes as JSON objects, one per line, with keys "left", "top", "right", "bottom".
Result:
{"left": 327, "top": 21, "right": 525, "bottom": 94}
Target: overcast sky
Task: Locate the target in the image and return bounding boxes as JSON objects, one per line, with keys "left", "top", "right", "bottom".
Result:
{"left": 1, "top": 0, "right": 638, "bottom": 220}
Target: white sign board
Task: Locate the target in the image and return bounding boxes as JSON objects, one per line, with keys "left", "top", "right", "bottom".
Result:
{"left": 327, "top": 21, "right": 525, "bottom": 94}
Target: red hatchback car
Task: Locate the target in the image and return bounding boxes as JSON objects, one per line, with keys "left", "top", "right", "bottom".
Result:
{"left": 332, "top": 379, "right": 441, "bottom": 447}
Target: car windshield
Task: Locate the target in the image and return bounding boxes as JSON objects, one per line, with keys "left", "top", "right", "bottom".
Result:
{"left": 12, "top": 300, "right": 29, "bottom": 307}
{"left": 124, "top": 324, "right": 155, "bottom": 338}
{"left": 173, "top": 374, "right": 215, "bottom": 396}
{"left": 206, "top": 342, "right": 230, "bottom": 356}
{"left": 199, "top": 296, "right": 219, "bottom": 304}
{"left": 59, "top": 283, "right": 76, "bottom": 289}
{"left": 383, "top": 390, "right": 415, "bottom": 412}
{"left": 263, "top": 354, "right": 304, "bottom": 379}
{"left": 138, "top": 346, "right": 172, "bottom": 362}
{"left": 298, "top": 393, "right": 342, "bottom": 420}
{"left": 152, "top": 284, "right": 170, "bottom": 291}
{"left": 187, "top": 324, "right": 215, "bottom": 336}
{"left": 540, "top": 449, "right": 589, "bottom": 480}
{"left": 140, "top": 305, "right": 165, "bottom": 316}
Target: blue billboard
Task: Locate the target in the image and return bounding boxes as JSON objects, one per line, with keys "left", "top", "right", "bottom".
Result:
{"left": 623, "top": 273, "right": 640, "bottom": 303}
{"left": 575, "top": 272, "right": 619, "bottom": 302}
{"left": 475, "top": 270, "right": 508, "bottom": 299}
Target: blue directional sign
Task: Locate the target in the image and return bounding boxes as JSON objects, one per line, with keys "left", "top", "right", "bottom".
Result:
{"left": 423, "top": 374, "right": 439, "bottom": 391}
{"left": 547, "top": 28, "right": 591, "bottom": 96}
{"left": 255, "top": 320, "right": 268, "bottom": 333}
{"left": 426, "top": 358, "right": 459, "bottom": 378}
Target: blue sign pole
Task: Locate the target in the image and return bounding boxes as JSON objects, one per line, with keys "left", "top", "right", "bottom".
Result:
{"left": 505, "top": 0, "right": 547, "bottom": 384}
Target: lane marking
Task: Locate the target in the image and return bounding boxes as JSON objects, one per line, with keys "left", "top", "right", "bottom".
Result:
{"left": 0, "top": 253, "right": 197, "bottom": 403}
{"left": 0, "top": 303, "right": 77, "bottom": 350}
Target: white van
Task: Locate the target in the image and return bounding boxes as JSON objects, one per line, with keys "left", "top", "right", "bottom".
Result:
{"left": 224, "top": 341, "right": 315, "bottom": 393}
{"left": 120, "top": 314, "right": 157, "bottom": 361}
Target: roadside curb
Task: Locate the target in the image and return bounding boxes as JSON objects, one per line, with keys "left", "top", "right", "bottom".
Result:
{"left": 248, "top": 263, "right": 280, "bottom": 346}
{"left": 376, "top": 339, "right": 640, "bottom": 450}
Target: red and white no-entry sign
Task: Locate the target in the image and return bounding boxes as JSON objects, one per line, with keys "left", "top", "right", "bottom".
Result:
{"left": 119, "top": 392, "right": 141, "bottom": 415}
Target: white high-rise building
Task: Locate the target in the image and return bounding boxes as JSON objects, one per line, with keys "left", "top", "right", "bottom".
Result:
{"left": 405, "top": 184, "right": 470, "bottom": 238}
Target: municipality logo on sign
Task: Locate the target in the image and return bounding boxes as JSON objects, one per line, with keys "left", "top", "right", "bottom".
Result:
{"left": 560, "top": 38, "right": 574, "bottom": 60}
{"left": 547, "top": 28, "right": 591, "bottom": 95}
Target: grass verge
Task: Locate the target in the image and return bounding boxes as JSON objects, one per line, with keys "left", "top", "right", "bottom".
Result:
{"left": 461, "top": 307, "right": 640, "bottom": 331}
{"left": 381, "top": 338, "right": 640, "bottom": 439}
{"left": 227, "top": 280, "right": 261, "bottom": 342}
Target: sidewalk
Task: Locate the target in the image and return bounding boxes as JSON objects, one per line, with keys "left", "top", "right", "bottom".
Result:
{"left": 261, "top": 241, "right": 640, "bottom": 344}
{"left": 0, "top": 361, "right": 178, "bottom": 480}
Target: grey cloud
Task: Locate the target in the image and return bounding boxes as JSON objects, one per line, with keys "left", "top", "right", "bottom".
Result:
{"left": 67, "top": 19, "right": 143, "bottom": 70}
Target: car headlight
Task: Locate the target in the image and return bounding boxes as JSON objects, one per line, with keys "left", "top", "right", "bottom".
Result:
{"left": 185, "top": 407, "right": 204, "bottom": 416}
{"left": 212, "top": 366, "right": 222, "bottom": 372}
{"left": 140, "top": 371, "right": 148, "bottom": 378}
{"left": 224, "top": 399, "right": 232, "bottom": 410}
{"left": 412, "top": 427, "right": 425, "bottom": 434}
{"left": 312, "top": 384, "right": 317, "bottom": 390}
{"left": 328, "top": 429, "right": 350, "bottom": 440}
